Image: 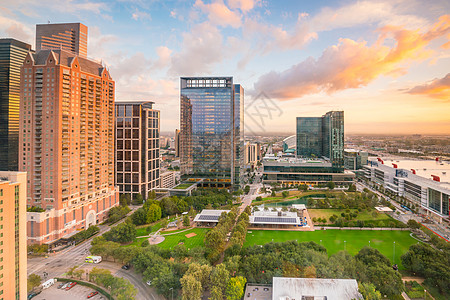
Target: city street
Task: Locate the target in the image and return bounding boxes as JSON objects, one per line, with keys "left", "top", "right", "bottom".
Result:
{"left": 27, "top": 207, "right": 163, "bottom": 300}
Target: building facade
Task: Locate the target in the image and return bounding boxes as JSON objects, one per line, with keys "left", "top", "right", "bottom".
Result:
{"left": 0, "top": 171, "right": 27, "bottom": 300}
{"left": 262, "top": 156, "right": 354, "bottom": 185}
{"left": 0, "top": 39, "right": 32, "bottom": 171}
{"left": 36, "top": 23, "right": 88, "bottom": 57}
{"left": 115, "top": 101, "right": 160, "bottom": 200}
{"left": 244, "top": 142, "right": 258, "bottom": 168}
{"left": 160, "top": 171, "right": 176, "bottom": 189}
{"left": 296, "top": 111, "right": 344, "bottom": 170}
{"left": 180, "top": 77, "right": 243, "bottom": 188}
{"left": 344, "top": 149, "right": 368, "bottom": 170}
{"left": 362, "top": 158, "right": 450, "bottom": 223}
{"left": 175, "top": 129, "right": 180, "bottom": 157}
{"left": 20, "top": 48, "right": 118, "bottom": 244}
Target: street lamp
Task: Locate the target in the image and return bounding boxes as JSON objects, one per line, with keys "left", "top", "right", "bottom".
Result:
{"left": 393, "top": 241, "right": 396, "bottom": 264}
{"left": 169, "top": 287, "right": 174, "bottom": 300}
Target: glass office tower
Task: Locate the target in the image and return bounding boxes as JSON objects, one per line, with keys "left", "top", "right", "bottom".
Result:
{"left": 296, "top": 117, "right": 322, "bottom": 157}
{"left": 296, "top": 111, "right": 344, "bottom": 171}
{"left": 180, "top": 77, "right": 243, "bottom": 188}
{"left": 323, "top": 111, "right": 344, "bottom": 171}
{"left": 0, "top": 39, "right": 32, "bottom": 171}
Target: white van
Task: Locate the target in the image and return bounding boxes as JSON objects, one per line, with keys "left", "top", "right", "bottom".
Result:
{"left": 85, "top": 255, "right": 102, "bottom": 263}
{"left": 42, "top": 278, "right": 56, "bottom": 289}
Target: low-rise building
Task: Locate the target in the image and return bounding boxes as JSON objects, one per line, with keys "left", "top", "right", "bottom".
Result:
{"left": 362, "top": 158, "right": 450, "bottom": 223}
{"left": 344, "top": 149, "right": 368, "bottom": 170}
{"left": 262, "top": 156, "right": 355, "bottom": 185}
{"left": 160, "top": 171, "right": 176, "bottom": 189}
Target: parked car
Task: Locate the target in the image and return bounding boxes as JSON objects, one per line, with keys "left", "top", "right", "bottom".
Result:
{"left": 27, "top": 292, "right": 39, "bottom": 300}
{"left": 122, "top": 264, "right": 130, "bottom": 270}
{"left": 66, "top": 282, "right": 77, "bottom": 290}
{"left": 57, "top": 282, "right": 65, "bottom": 289}
{"left": 146, "top": 280, "right": 152, "bottom": 286}
{"left": 87, "top": 291, "right": 99, "bottom": 298}
{"left": 61, "top": 282, "right": 71, "bottom": 289}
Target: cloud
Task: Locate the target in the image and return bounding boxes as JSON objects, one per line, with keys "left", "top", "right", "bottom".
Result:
{"left": 168, "top": 22, "right": 225, "bottom": 76}
{"left": 310, "top": 0, "right": 429, "bottom": 32}
{"left": 153, "top": 46, "right": 172, "bottom": 69}
{"left": 242, "top": 18, "right": 317, "bottom": 54}
{"left": 131, "top": 8, "right": 150, "bottom": 21}
{"left": 407, "top": 73, "right": 450, "bottom": 100}
{"left": 0, "top": 15, "right": 33, "bottom": 44}
{"left": 227, "top": 0, "right": 259, "bottom": 12}
{"left": 252, "top": 15, "right": 450, "bottom": 100}
{"left": 194, "top": 0, "right": 242, "bottom": 28}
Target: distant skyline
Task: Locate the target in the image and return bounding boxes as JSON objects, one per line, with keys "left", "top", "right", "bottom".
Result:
{"left": 1, "top": 0, "right": 449, "bottom": 134}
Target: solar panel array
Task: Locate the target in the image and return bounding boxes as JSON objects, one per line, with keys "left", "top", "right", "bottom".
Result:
{"left": 253, "top": 217, "right": 298, "bottom": 224}
{"left": 198, "top": 215, "right": 220, "bottom": 221}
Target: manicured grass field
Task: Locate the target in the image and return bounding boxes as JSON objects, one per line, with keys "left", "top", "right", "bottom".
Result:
{"left": 309, "top": 209, "right": 391, "bottom": 222}
{"left": 244, "top": 229, "right": 418, "bottom": 269}
{"left": 158, "top": 228, "right": 209, "bottom": 250}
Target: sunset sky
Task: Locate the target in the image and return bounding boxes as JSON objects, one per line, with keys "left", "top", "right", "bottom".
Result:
{"left": 1, "top": 0, "right": 449, "bottom": 135}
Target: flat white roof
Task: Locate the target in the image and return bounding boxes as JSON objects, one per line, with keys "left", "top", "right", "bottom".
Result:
{"left": 272, "top": 277, "right": 361, "bottom": 300}
{"left": 372, "top": 157, "right": 450, "bottom": 183}
{"left": 375, "top": 206, "right": 393, "bottom": 212}
{"left": 193, "top": 209, "right": 230, "bottom": 223}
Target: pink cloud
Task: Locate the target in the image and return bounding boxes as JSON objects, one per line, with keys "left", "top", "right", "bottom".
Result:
{"left": 195, "top": 0, "right": 242, "bottom": 28}
{"left": 253, "top": 15, "right": 450, "bottom": 100}
{"left": 407, "top": 73, "right": 450, "bottom": 100}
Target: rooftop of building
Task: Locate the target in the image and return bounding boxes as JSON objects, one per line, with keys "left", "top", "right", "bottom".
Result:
{"left": 368, "top": 157, "right": 450, "bottom": 186}
{"left": 115, "top": 100, "right": 154, "bottom": 107}
{"left": 272, "top": 277, "right": 361, "bottom": 300}
{"left": 31, "top": 49, "right": 107, "bottom": 76}
{"left": 0, "top": 38, "right": 32, "bottom": 49}
{"left": 193, "top": 209, "right": 230, "bottom": 223}
{"left": 263, "top": 155, "right": 331, "bottom": 166}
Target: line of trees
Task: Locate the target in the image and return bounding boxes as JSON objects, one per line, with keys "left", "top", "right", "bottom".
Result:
{"left": 226, "top": 207, "right": 251, "bottom": 256}
{"left": 204, "top": 209, "right": 237, "bottom": 262}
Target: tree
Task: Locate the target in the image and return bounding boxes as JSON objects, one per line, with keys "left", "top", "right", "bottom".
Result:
{"left": 180, "top": 274, "right": 202, "bottom": 300}
{"left": 282, "top": 191, "right": 289, "bottom": 198}
{"left": 298, "top": 184, "right": 308, "bottom": 191}
{"left": 183, "top": 214, "right": 190, "bottom": 227}
{"left": 147, "top": 190, "right": 156, "bottom": 200}
{"left": 27, "top": 274, "right": 41, "bottom": 292}
{"left": 146, "top": 204, "right": 162, "bottom": 223}
{"left": 407, "top": 219, "right": 421, "bottom": 230}
{"left": 131, "top": 208, "right": 147, "bottom": 225}
{"left": 119, "top": 194, "right": 131, "bottom": 206}
{"left": 327, "top": 181, "right": 335, "bottom": 190}
{"left": 210, "top": 264, "right": 230, "bottom": 295}
{"left": 348, "top": 184, "right": 357, "bottom": 192}
{"left": 225, "top": 276, "right": 247, "bottom": 300}
{"left": 209, "top": 286, "right": 223, "bottom": 300}
{"left": 160, "top": 218, "right": 169, "bottom": 229}
{"left": 146, "top": 225, "right": 153, "bottom": 234}
{"left": 103, "top": 222, "right": 136, "bottom": 243}
{"left": 358, "top": 282, "right": 381, "bottom": 300}
{"left": 134, "top": 193, "right": 144, "bottom": 205}
{"left": 244, "top": 185, "right": 250, "bottom": 194}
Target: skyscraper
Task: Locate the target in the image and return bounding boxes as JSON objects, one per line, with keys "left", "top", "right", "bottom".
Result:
{"left": 36, "top": 23, "right": 88, "bottom": 57}
{"left": 0, "top": 39, "right": 32, "bottom": 171}
{"left": 20, "top": 45, "right": 118, "bottom": 244}
{"left": 115, "top": 101, "right": 160, "bottom": 200}
{"left": 0, "top": 171, "right": 27, "bottom": 300}
{"left": 175, "top": 129, "right": 180, "bottom": 157}
{"left": 296, "top": 111, "right": 344, "bottom": 170}
{"left": 180, "top": 77, "right": 243, "bottom": 188}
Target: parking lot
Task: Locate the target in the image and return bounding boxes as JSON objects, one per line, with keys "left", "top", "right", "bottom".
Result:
{"left": 32, "top": 282, "right": 105, "bottom": 300}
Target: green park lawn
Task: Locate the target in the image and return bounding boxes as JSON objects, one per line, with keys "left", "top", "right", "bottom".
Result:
{"left": 244, "top": 229, "right": 417, "bottom": 269}
{"left": 309, "top": 209, "right": 391, "bottom": 222}
{"left": 173, "top": 183, "right": 194, "bottom": 189}
{"left": 158, "top": 228, "right": 208, "bottom": 250}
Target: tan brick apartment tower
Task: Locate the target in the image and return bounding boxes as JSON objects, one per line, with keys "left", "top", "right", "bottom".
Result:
{"left": 20, "top": 24, "right": 118, "bottom": 245}
{"left": 0, "top": 171, "right": 27, "bottom": 300}
{"left": 115, "top": 101, "right": 160, "bottom": 201}
{"left": 36, "top": 23, "right": 88, "bottom": 57}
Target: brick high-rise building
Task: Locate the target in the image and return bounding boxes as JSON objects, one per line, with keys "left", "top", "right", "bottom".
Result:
{"left": 115, "top": 101, "right": 160, "bottom": 201}
{"left": 0, "top": 39, "right": 33, "bottom": 171}
{"left": 36, "top": 23, "right": 88, "bottom": 57}
{"left": 20, "top": 48, "right": 118, "bottom": 244}
{"left": 0, "top": 171, "right": 27, "bottom": 300}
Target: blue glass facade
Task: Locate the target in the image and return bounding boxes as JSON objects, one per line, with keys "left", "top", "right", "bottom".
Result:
{"left": 296, "top": 111, "right": 344, "bottom": 171}
{"left": 180, "top": 77, "right": 243, "bottom": 187}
